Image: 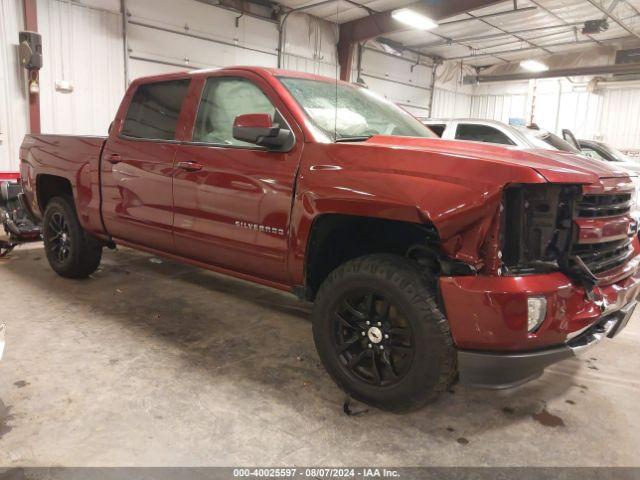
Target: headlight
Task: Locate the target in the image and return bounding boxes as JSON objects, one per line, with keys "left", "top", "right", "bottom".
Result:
{"left": 527, "top": 296, "right": 547, "bottom": 332}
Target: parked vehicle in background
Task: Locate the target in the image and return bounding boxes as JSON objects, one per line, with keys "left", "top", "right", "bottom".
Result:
{"left": 579, "top": 139, "right": 640, "bottom": 174}
{"left": 420, "top": 118, "right": 581, "bottom": 153}
{"left": 18, "top": 67, "right": 640, "bottom": 411}
{"left": 558, "top": 131, "right": 640, "bottom": 211}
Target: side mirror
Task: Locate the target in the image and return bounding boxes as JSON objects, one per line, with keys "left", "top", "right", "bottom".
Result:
{"left": 233, "top": 113, "right": 293, "bottom": 151}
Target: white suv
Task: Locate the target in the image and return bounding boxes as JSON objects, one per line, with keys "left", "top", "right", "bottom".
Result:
{"left": 419, "top": 118, "right": 580, "bottom": 153}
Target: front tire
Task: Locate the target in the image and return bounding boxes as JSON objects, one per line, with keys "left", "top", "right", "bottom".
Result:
{"left": 312, "top": 254, "right": 456, "bottom": 412}
{"left": 43, "top": 196, "right": 102, "bottom": 279}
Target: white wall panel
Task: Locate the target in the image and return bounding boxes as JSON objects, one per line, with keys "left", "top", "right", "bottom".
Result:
{"left": 599, "top": 88, "right": 640, "bottom": 149}
{"left": 126, "top": 0, "right": 278, "bottom": 79}
{"left": 431, "top": 87, "right": 472, "bottom": 119}
{"left": 37, "top": 0, "right": 124, "bottom": 135}
{"left": 0, "top": 0, "right": 29, "bottom": 173}
{"left": 359, "top": 48, "right": 432, "bottom": 113}
{"left": 281, "top": 11, "right": 336, "bottom": 75}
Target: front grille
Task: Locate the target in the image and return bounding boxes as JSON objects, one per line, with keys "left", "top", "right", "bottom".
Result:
{"left": 573, "top": 192, "right": 635, "bottom": 276}
{"left": 578, "top": 193, "right": 632, "bottom": 218}
{"left": 572, "top": 238, "right": 633, "bottom": 275}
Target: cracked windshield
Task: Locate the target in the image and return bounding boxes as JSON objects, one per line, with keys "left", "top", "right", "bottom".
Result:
{"left": 279, "top": 76, "right": 436, "bottom": 142}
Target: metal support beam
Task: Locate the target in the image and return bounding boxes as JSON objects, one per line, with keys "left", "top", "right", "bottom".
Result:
{"left": 23, "top": 0, "right": 40, "bottom": 134}
{"left": 528, "top": 0, "right": 604, "bottom": 46}
{"left": 337, "top": 0, "right": 506, "bottom": 79}
{"left": 468, "top": 62, "right": 640, "bottom": 83}
{"left": 585, "top": 0, "right": 640, "bottom": 39}
{"left": 435, "top": 6, "right": 537, "bottom": 27}
{"left": 409, "top": 21, "right": 583, "bottom": 49}
{"left": 465, "top": 10, "right": 553, "bottom": 55}
{"left": 446, "top": 34, "right": 629, "bottom": 61}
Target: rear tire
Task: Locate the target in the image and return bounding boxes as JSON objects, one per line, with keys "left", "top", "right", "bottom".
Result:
{"left": 312, "top": 254, "right": 456, "bottom": 412}
{"left": 43, "top": 196, "right": 102, "bottom": 279}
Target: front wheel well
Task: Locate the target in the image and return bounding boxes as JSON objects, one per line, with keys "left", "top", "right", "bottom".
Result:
{"left": 36, "top": 175, "right": 73, "bottom": 213}
{"left": 304, "top": 214, "right": 440, "bottom": 300}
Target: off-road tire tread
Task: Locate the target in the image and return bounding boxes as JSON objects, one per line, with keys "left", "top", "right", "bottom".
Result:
{"left": 43, "top": 196, "right": 102, "bottom": 279}
{"left": 312, "top": 253, "right": 457, "bottom": 412}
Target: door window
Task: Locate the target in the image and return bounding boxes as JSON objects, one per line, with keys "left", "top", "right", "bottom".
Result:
{"left": 425, "top": 124, "right": 446, "bottom": 137}
{"left": 455, "top": 124, "right": 515, "bottom": 145}
{"left": 121, "top": 79, "right": 190, "bottom": 140}
{"left": 582, "top": 148, "right": 606, "bottom": 161}
{"left": 193, "top": 77, "right": 276, "bottom": 147}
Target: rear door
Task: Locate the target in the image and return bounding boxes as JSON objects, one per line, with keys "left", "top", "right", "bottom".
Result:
{"left": 172, "top": 71, "right": 303, "bottom": 284}
{"left": 101, "top": 78, "right": 190, "bottom": 252}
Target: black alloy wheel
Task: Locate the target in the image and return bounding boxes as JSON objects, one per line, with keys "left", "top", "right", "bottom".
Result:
{"left": 46, "top": 211, "right": 72, "bottom": 264}
{"left": 334, "top": 291, "right": 414, "bottom": 387}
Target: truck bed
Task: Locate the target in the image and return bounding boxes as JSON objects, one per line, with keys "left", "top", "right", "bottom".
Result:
{"left": 20, "top": 134, "right": 107, "bottom": 235}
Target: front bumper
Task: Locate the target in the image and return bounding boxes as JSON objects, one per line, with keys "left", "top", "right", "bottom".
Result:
{"left": 439, "top": 265, "right": 640, "bottom": 351}
{"left": 457, "top": 300, "right": 636, "bottom": 388}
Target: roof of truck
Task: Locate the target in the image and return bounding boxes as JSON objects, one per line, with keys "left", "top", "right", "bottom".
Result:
{"left": 132, "top": 66, "right": 348, "bottom": 85}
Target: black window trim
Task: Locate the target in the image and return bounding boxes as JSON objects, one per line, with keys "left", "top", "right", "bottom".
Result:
{"left": 181, "top": 74, "right": 296, "bottom": 153}
{"left": 118, "top": 78, "right": 192, "bottom": 144}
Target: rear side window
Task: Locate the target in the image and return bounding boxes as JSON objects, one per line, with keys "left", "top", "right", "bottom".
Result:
{"left": 121, "top": 79, "right": 190, "bottom": 140}
{"left": 425, "top": 124, "right": 446, "bottom": 137}
{"left": 455, "top": 124, "right": 515, "bottom": 145}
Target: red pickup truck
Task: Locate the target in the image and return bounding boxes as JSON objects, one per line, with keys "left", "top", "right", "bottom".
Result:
{"left": 19, "top": 67, "right": 640, "bottom": 411}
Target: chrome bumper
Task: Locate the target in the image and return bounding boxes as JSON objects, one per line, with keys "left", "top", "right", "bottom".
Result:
{"left": 0, "top": 323, "right": 5, "bottom": 361}
{"left": 569, "top": 300, "right": 637, "bottom": 355}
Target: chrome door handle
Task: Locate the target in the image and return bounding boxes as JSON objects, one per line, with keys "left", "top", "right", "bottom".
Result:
{"left": 177, "top": 161, "right": 203, "bottom": 172}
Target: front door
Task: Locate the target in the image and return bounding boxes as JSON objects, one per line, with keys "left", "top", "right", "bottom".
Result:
{"left": 101, "top": 78, "right": 190, "bottom": 252}
{"left": 172, "top": 73, "right": 302, "bottom": 284}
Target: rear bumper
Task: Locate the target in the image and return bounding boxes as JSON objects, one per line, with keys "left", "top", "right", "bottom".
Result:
{"left": 457, "top": 301, "right": 636, "bottom": 388}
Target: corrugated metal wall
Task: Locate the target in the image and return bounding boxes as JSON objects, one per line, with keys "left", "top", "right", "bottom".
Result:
{"left": 0, "top": 0, "right": 29, "bottom": 174}
{"left": 432, "top": 87, "right": 472, "bottom": 119}
{"left": 37, "top": 0, "right": 124, "bottom": 135}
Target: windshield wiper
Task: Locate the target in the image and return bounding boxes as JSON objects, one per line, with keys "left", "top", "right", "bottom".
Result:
{"left": 335, "top": 135, "right": 373, "bottom": 143}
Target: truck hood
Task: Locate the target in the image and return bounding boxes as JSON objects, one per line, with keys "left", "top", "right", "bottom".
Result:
{"left": 365, "top": 136, "right": 631, "bottom": 184}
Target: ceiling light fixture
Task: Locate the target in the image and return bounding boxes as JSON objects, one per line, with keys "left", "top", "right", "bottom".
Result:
{"left": 520, "top": 60, "right": 549, "bottom": 72}
{"left": 391, "top": 9, "right": 438, "bottom": 31}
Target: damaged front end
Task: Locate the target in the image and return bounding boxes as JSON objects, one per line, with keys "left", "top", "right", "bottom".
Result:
{"left": 0, "top": 180, "right": 41, "bottom": 257}
{"left": 499, "top": 182, "right": 639, "bottom": 294}
{"left": 501, "top": 184, "right": 578, "bottom": 276}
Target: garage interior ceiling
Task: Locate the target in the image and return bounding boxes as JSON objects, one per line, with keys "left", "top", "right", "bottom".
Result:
{"left": 276, "top": 0, "right": 640, "bottom": 67}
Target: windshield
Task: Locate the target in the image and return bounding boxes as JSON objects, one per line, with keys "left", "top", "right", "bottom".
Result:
{"left": 514, "top": 127, "right": 580, "bottom": 153}
{"left": 278, "top": 77, "right": 436, "bottom": 141}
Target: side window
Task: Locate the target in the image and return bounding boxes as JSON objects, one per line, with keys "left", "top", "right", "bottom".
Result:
{"left": 193, "top": 77, "right": 276, "bottom": 146}
{"left": 121, "top": 79, "right": 190, "bottom": 140}
{"left": 455, "top": 124, "right": 515, "bottom": 145}
{"left": 425, "top": 124, "right": 446, "bottom": 137}
{"left": 582, "top": 148, "right": 606, "bottom": 161}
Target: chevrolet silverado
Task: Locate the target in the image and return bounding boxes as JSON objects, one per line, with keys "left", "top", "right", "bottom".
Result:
{"left": 18, "top": 67, "right": 640, "bottom": 411}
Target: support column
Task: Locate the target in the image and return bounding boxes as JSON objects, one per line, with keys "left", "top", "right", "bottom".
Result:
{"left": 23, "top": 0, "right": 40, "bottom": 134}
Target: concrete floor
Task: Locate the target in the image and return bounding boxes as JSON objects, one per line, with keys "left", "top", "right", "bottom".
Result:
{"left": 0, "top": 243, "right": 639, "bottom": 467}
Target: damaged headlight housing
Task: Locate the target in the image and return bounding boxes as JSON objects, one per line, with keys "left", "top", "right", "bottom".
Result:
{"left": 501, "top": 184, "right": 579, "bottom": 275}
{"left": 527, "top": 296, "right": 547, "bottom": 332}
